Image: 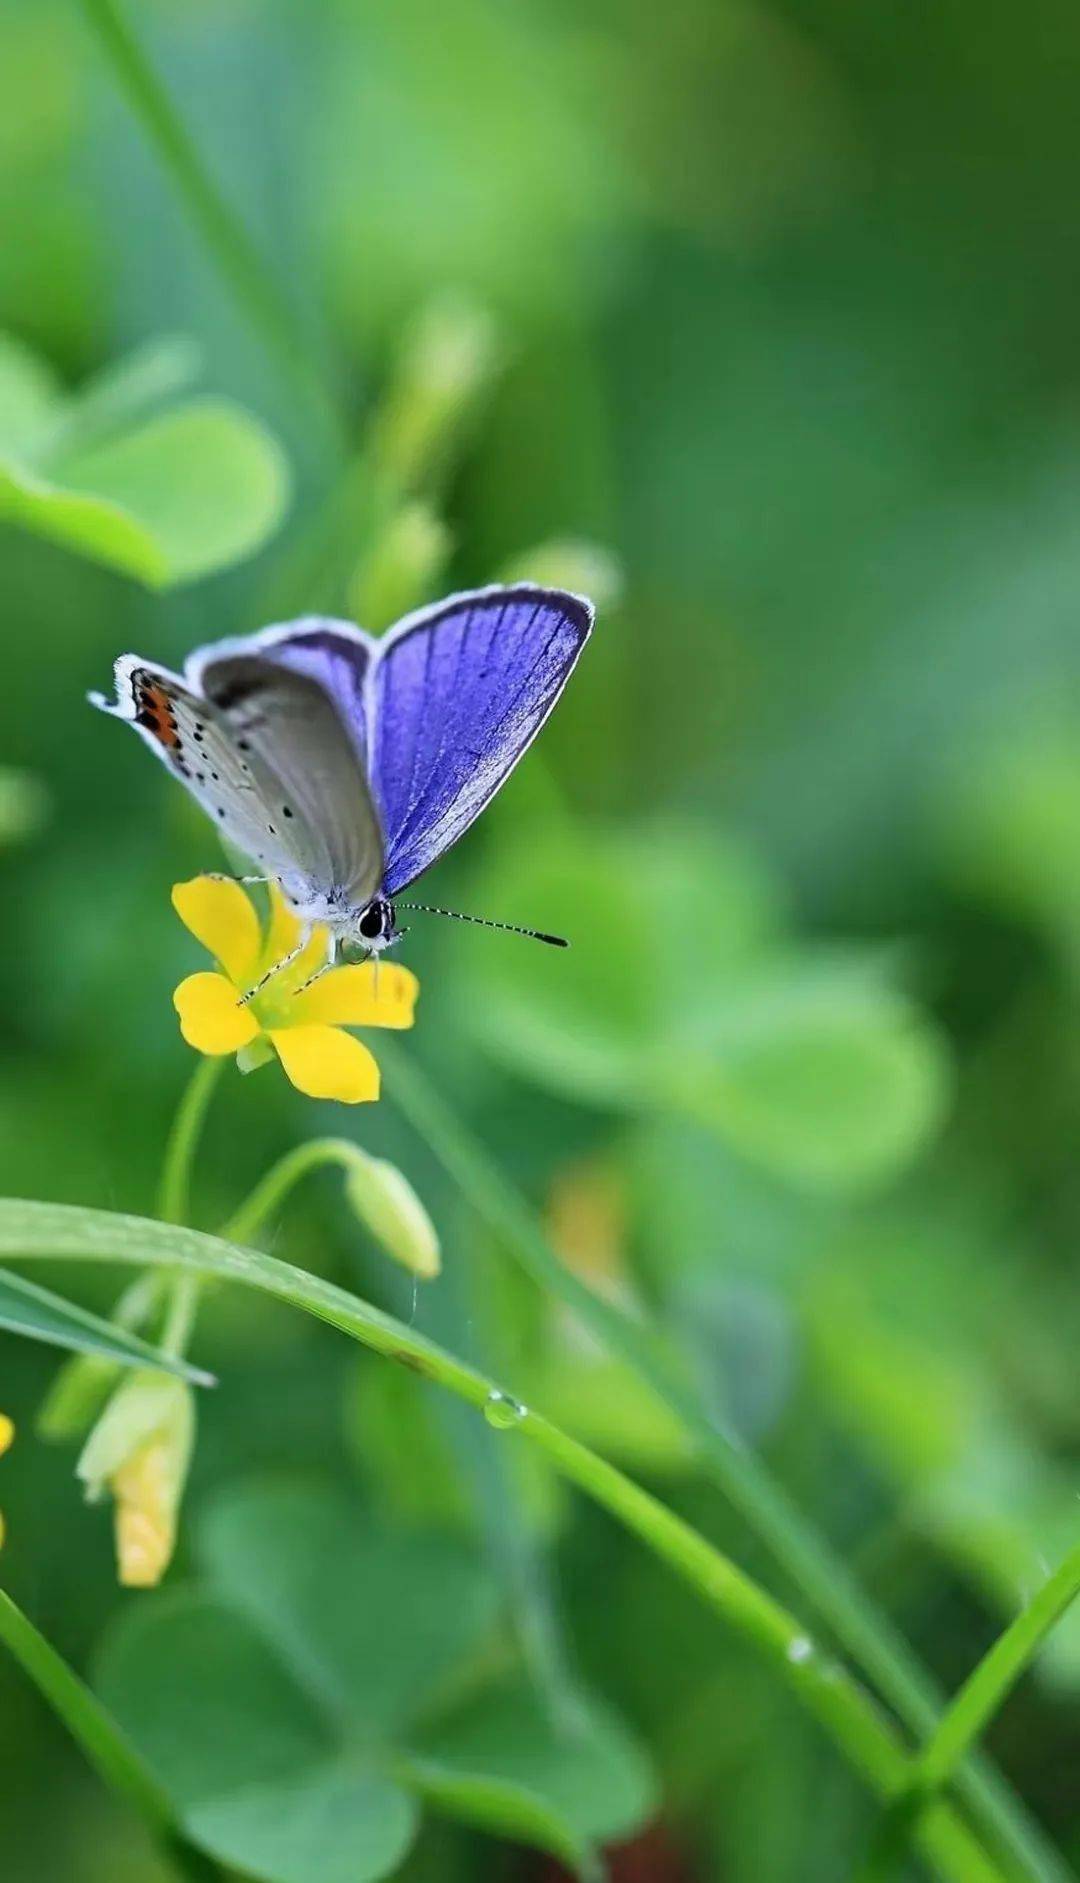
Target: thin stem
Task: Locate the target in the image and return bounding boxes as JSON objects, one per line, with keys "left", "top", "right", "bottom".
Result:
{"left": 77, "top": 0, "right": 336, "bottom": 440}
{"left": 155, "top": 1055, "right": 224, "bottom": 1359}
{"left": 221, "top": 1137, "right": 360, "bottom": 1245}
{"left": 379, "top": 1045, "right": 1059, "bottom": 1883}
{"left": 863, "top": 1540, "right": 1080, "bottom": 1878}
{"left": 157, "top": 1057, "right": 225, "bottom": 1227}
{"left": 1, "top": 1199, "right": 1007, "bottom": 1883}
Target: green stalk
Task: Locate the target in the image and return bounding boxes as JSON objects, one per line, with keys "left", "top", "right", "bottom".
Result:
{"left": 0, "top": 1587, "right": 171, "bottom": 1825}
{"left": 0, "top": 1591, "right": 221, "bottom": 1881}
{"left": 157, "top": 1056, "right": 224, "bottom": 1227}
{"left": 77, "top": 0, "right": 336, "bottom": 440}
{"left": 156, "top": 1055, "right": 224, "bottom": 1357}
{"left": 864, "top": 1540, "right": 1080, "bottom": 1877}
{"left": 0, "top": 1199, "right": 1007, "bottom": 1883}
{"left": 379, "top": 1045, "right": 1058, "bottom": 1883}
{"left": 220, "top": 1137, "right": 361, "bottom": 1245}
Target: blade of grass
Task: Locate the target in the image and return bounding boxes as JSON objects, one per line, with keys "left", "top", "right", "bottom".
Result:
{"left": 0, "top": 1589, "right": 221, "bottom": 1881}
{"left": 0, "top": 1264, "right": 212, "bottom": 1384}
{"left": 865, "top": 1539, "right": 1080, "bottom": 1878}
{"left": 0, "top": 1197, "right": 1008, "bottom": 1883}
{"left": 379, "top": 1044, "right": 1061, "bottom": 1883}
{"left": 0, "top": 1586, "right": 170, "bottom": 1825}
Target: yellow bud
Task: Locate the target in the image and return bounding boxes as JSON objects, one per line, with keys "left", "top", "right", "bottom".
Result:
{"left": 345, "top": 1152, "right": 441, "bottom": 1280}
{"left": 77, "top": 1372, "right": 195, "bottom": 1589}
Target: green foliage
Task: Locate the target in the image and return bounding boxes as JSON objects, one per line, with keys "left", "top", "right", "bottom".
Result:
{"left": 96, "top": 1481, "right": 652, "bottom": 1882}
{"left": 469, "top": 827, "right": 949, "bottom": 1190}
{"left": 0, "top": 1265, "right": 208, "bottom": 1383}
{"left": 0, "top": 331, "right": 289, "bottom": 585}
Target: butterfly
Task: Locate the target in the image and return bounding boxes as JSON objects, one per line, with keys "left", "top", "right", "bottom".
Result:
{"left": 91, "top": 584, "right": 593, "bottom": 990}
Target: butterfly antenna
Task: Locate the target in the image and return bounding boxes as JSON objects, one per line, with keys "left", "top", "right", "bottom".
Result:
{"left": 399, "top": 902, "right": 569, "bottom": 948}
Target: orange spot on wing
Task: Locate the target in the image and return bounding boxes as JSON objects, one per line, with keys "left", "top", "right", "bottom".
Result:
{"left": 137, "top": 680, "right": 181, "bottom": 751}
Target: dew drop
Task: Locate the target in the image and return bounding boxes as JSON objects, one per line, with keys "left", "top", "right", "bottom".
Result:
{"left": 484, "top": 1390, "right": 527, "bottom": 1430}
{"left": 787, "top": 1635, "right": 814, "bottom": 1665}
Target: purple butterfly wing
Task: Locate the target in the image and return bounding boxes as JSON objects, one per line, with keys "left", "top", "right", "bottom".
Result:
{"left": 369, "top": 585, "right": 593, "bottom": 896}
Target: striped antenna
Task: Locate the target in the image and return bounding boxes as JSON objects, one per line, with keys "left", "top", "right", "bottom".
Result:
{"left": 398, "top": 901, "right": 569, "bottom": 948}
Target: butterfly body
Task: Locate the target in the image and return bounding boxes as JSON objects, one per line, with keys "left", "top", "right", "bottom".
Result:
{"left": 92, "top": 585, "right": 592, "bottom": 967}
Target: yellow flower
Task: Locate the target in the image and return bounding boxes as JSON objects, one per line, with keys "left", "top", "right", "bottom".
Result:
{"left": 0, "top": 1413, "right": 13, "bottom": 1548}
{"left": 171, "top": 877, "right": 418, "bottom": 1104}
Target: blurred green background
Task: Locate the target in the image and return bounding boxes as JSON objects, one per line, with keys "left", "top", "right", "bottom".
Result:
{"left": 4, "top": 0, "right": 1080, "bottom": 1878}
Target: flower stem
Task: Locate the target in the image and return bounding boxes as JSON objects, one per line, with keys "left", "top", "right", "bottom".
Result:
{"left": 2, "top": 1198, "right": 1010, "bottom": 1883}
{"left": 157, "top": 1057, "right": 224, "bottom": 1227}
{"left": 155, "top": 1056, "right": 225, "bottom": 1358}
{"left": 378, "top": 1045, "right": 1060, "bottom": 1883}
{"left": 220, "top": 1137, "right": 359, "bottom": 1245}
{"left": 77, "top": 0, "right": 336, "bottom": 440}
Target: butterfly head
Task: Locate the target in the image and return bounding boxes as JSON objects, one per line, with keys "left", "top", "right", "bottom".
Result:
{"left": 352, "top": 895, "right": 400, "bottom": 955}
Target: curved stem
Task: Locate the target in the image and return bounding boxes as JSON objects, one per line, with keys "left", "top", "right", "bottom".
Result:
{"left": 77, "top": 0, "right": 336, "bottom": 441}
{"left": 1, "top": 1201, "right": 1008, "bottom": 1883}
{"left": 221, "top": 1137, "right": 360, "bottom": 1245}
{"left": 378, "top": 1045, "right": 1059, "bottom": 1883}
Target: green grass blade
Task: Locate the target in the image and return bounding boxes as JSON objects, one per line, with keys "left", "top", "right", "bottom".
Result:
{"left": 0, "top": 1265, "right": 213, "bottom": 1384}
{"left": 0, "top": 1586, "right": 173, "bottom": 1826}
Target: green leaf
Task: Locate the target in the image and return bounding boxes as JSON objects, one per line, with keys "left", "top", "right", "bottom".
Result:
{"left": 672, "top": 960, "right": 951, "bottom": 1192}
{"left": 54, "top": 398, "right": 289, "bottom": 586}
{"left": 470, "top": 826, "right": 783, "bottom": 1108}
{"left": 96, "top": 1592, "right": 418, "bottom": 1883}
{"left": 199, "top": 1480, "right": 500, "bottom": 1734}
{"left": 0, "top": 455, "right": 167, "bottom": 583}
{"left": 0, "top": 330, "right": 290, "bottom": 586}
{"left": 402, "top": 1755, "right": 597, "bottom": 1881}
{"left": 412, "top": 1679, "right": 656, "bottom": 1846}
{"left": 189, "top": 1767, "right": 417, "bottom": 1883}
{"left": 0, "top": 1264, "right": 212, "bottom": 1384}
{"left": 95, "top": 1484, "right": 641, "bottom": 1882}
{"left": 0, "top": 330, "right": 64, "bottom": 458}
{"left": 470, "top": 828, "right": 947, "bottom": 1189}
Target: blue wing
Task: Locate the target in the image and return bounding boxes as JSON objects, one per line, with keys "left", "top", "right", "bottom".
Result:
{"left": 368, "top": 585, "right": 593, "bottom": 896}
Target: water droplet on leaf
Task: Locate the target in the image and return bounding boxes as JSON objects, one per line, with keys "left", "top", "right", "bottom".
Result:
{"left": 484, "top": 1390, "right": 526, "bottom": 1430}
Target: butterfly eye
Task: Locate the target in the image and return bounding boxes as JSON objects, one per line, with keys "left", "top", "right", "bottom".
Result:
{"left": 358, "top": 903, "right": 385, "bottom": 942}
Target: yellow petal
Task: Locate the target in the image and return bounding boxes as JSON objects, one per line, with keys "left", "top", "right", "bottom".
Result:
{"left": 172, "top": 877, "right": 260, "bottom": 986}
{"left": 174, "top": 973, "right": 260, "bottom": 1055}
{"left": 262, "top": 881, "right": 302, "bottom": 966}
{"left": 270, "top": 1025, "right": 381, "bottom": 1103}
{"left": 289, "top": 961, "right": 419, "bottom": 1029}
{"left": 0, "top": 1415, "right": 13, "bottom": 1458}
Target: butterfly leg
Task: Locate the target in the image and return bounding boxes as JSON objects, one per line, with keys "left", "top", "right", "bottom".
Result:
{"left": 292, "top": 935, "right": 338, "bottom": 999}
{"left": 237, "top": 926, "right": 313, "bottom": 1004}
{"left": 206, "top": 872, "right": 274, "bottom": 887}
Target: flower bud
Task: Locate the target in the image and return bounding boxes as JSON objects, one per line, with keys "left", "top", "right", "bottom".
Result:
{"left": 77, "top": 1371, "right": 195, "bottom": 1588}
{"left": 344, "top": 1151, "right": 441, "bottom": 1280}
{"left": 38, "top": 1352, "right": 121, "bottom": 1442}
